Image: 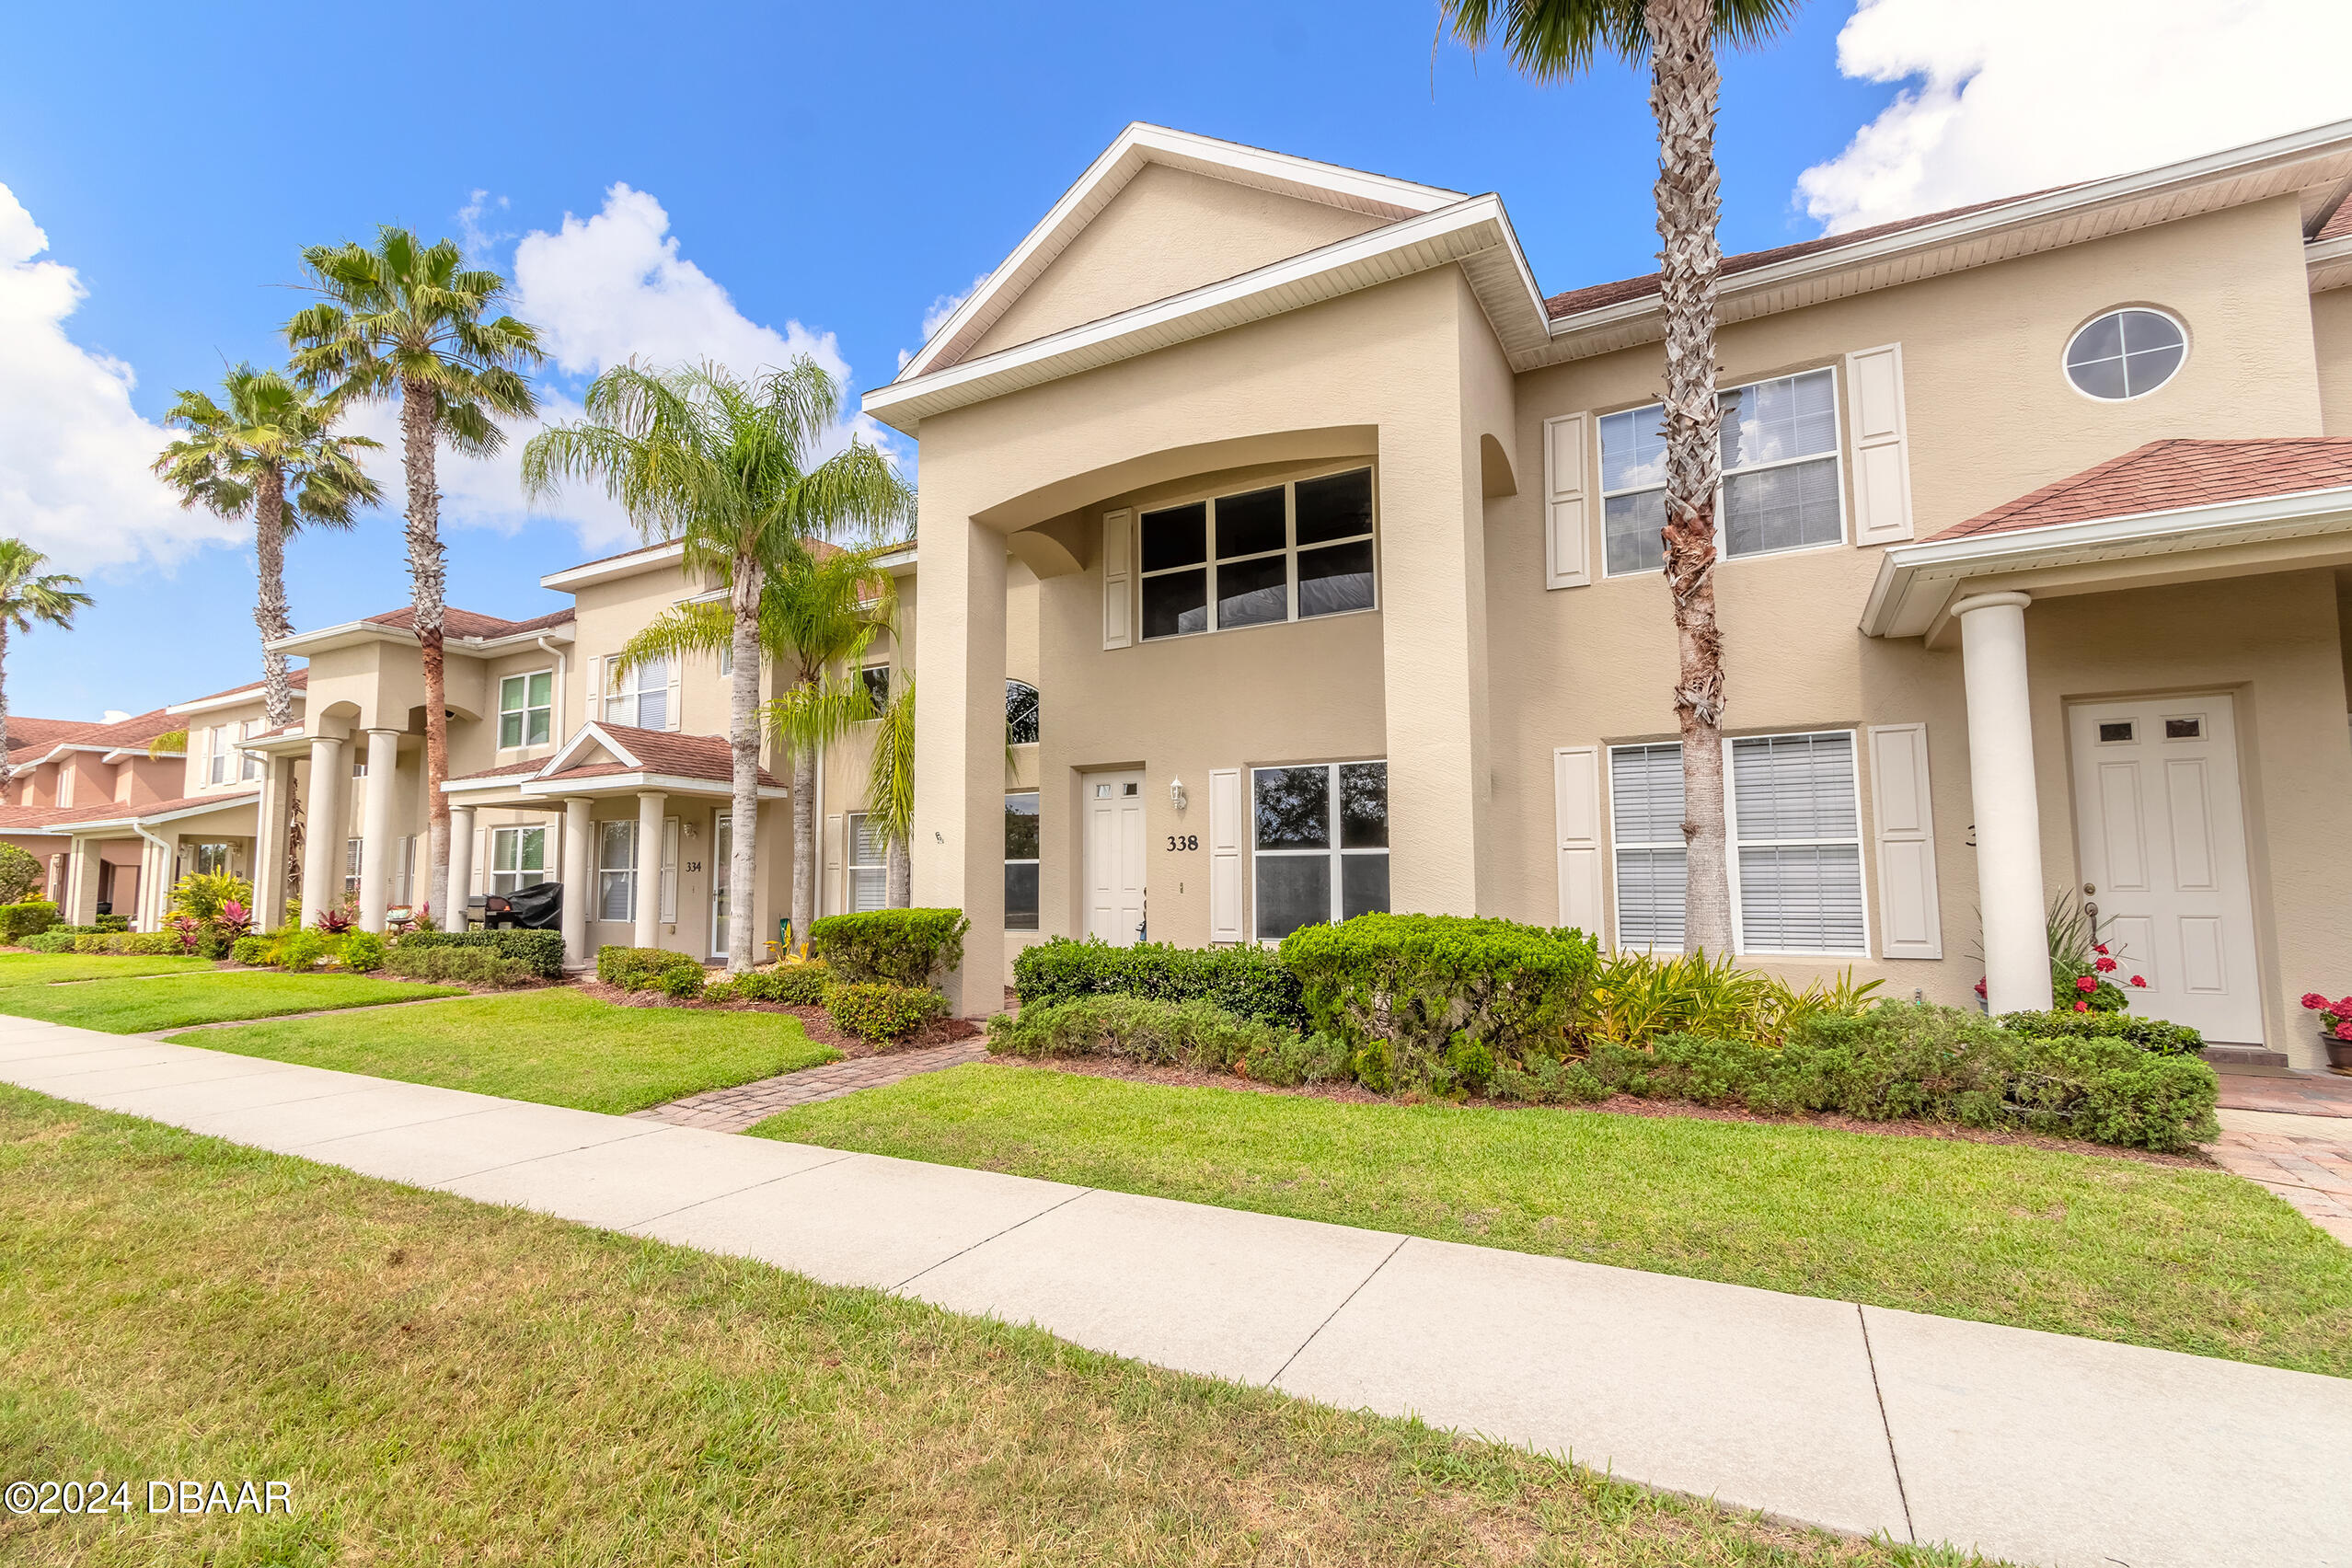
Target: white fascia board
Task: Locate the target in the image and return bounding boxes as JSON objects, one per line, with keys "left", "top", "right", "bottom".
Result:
{"left": 1551, "top": 115, "right": 2352, "bottom": 349}
{"left": 2309, "top": 233, "right": 2352, "bottom": 293}
{"left": 866, "top": 195, "right": 1546, "bottom": 432}
{"left": 467, "top": 624, "right": 575, "bottom": 653}
{"left": 539, "top": 540, "right": 685, "bottom": 591}
{"left": 267, "top": 619, "right": 415, "bottom": 656}
{"left": 540, "top": 721, "right": 643, "bottom": 777}
{"left": 898, "top": 122, "right": 1466, "bottom": 383}
{"left": 167, "top": 686, "right": 306, "bottom": 718}
{"left": 69, "top": 791, "right": 262, "bottom": 833}
{"left": 101, "top": 748, "right": 187, "bottom": 765}
{"left": 518, "top": 770, "right": 788, "bottom": 801}
{"left": 1861, "top": 483, "right": 2352, "bottom": 637}
{"left": 442, "top": 772, "right": 541, "bottom": 794}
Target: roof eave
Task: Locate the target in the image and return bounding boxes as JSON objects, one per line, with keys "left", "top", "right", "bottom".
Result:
{"left": 540, "top": 541, "right": 687, "bottom": 591}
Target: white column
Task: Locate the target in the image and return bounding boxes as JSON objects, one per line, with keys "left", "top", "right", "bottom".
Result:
{"left": 1957, "top": 592, "right": 2047, "bottom": 1015}
{"left": 634, "top": 790, "right": 665, "bottom": 951}
{"left": 560, "top": 795, "right": 594, "bottom": 967}
{"left": 252, "top": 755, "right": 294, "bottom": 929}
{"left": 298, "top": 735, "right": 346, "bottom": 928}
{"left": 63, "top": 837, "right": 98, "bottom": 924}
{"left": 446, "top": 804, "right": 475, "bottom": 930}
{"left": 355, "top": 729, "right": 401, "bottom": 932}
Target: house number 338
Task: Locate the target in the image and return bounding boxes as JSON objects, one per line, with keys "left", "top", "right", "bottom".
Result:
{"left": 1165, "top": 835, "right": 1198, "bottom": 852}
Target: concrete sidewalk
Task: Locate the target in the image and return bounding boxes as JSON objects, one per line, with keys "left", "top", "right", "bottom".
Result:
{"left": 2, "top": 1015, "right": 2346, "bottom": 1568}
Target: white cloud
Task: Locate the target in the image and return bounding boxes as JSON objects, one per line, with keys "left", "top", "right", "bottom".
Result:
{"left": 0, "top": 184, "right": 241, "bottom": 574}
{"left": 900, "top": 274, "right": 988, "bottom": 369}
{"left": 1798, "top": 0, "right": 2352, "bottom": 234}
{"left": 402, "top": 182, "right": 898, "bottom": 550}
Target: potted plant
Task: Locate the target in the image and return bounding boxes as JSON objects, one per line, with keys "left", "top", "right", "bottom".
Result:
{"left": 2299, "top": 994, "right": 2352, "bottom": 1069}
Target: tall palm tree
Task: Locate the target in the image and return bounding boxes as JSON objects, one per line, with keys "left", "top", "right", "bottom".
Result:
{"left": 1442, "top": 0, "right": 1797, "bottom": 956}
{"left": 524, "top": 361, "right": 911, "bottom": 973}
{"left": 864, "top": 674, "right": 917, "bottom": 907}
{"left": 153, "top": 364, "right": 382, "bottom": 729}
{"left": 286, "top": 227, "right": 542, "bottom": 926}
{"left": 0, "top": 541, "right": 93, "bottom": 787}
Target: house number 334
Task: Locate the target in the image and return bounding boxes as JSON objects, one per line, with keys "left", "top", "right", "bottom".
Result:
{"left": 1165, "top": 835, "right": 1198, "bottom": 852}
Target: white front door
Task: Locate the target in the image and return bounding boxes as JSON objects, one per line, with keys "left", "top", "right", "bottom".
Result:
{"left": 709, "top": 813, "right": 731, "bottom": 958}
{"left": 2067, "top": 695, "right": 2264, "bottom": 1043}
{"left": 1084, "top": 769, "right": 1147, "bottom": 945}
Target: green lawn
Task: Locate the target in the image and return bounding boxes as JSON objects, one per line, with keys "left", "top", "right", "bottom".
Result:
{"left": 170, "top": 987, "right": 838, "bottom": 1114}
{"left": 0, "top": 972, "right": 461, "bottom": 1034}
{"left": 757, "top": 1065, "right": 2352, "bottom": 1379}
{"left": 0, "top": 1087, "right": 1968, "bottom": 1568}
{"left": 0, "top": 952, "right": 210, "bottom": 986}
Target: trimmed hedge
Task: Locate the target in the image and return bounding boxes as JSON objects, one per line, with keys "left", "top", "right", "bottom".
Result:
{"left": 824, "top": 981, "right": 944, "bottom": 1043}
{"left": 733, "top": 965, "right": 830, "bottom": 1006}
{"left": 809, "top": 908, "right": 968, "bottom": 988}
{"left": 384, "top": 945, "right": 533, "bottom": 988}
{"left": 1999, "top": 1009, "right": 2206, "bottom": 1057}
{"left": 0, "top": 900, "right": 60, "bottom": 943}
{"left": 595, "top": 945, "right": 706, "bottom": 991}
{"left": 20, "top": 930, "right": 75, "bottom": 953}
{"left": 660, "top": 965, "right": 706, "bottom": 1001}
{"left": 68, "top": 930, "right": 184, "bottom": 955}
{"left": 340, "top": 930, "right": 387, "bottom": 973}
{"left": 1013, "top": 937, "right": 1307, "bottom": 1031}
{"left": 989, "top": 995, "right": 1350, "bottom": 1088}
{"left": 1279, "top": 914, "right": 1600, "bottom": 1095}
{"left": 400, "top": 928, "right": 567, "bottom": 979}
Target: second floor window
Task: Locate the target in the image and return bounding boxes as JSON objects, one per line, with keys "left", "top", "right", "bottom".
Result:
{"left": 860, "top": 663, "right": 890, "bottom": 712}
{"left": 1006, "top": 680, "right": 1039, "bottom": 744}
{"left": 500, "top": 672, "right": 553, "bottom": 748}
{"left": 603, "top": 655, "right": 668, "bottom": 730}
{"left": 1138, "top": 467, "right": 1376, "bottom": 641}
{"left": 206, "top": 725, "right": 229, "bottom": 785}
{"left": 1601, "top": 367, "right": 1843, "bottom": 576}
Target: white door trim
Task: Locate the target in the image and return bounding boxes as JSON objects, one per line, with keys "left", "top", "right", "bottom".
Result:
{"left": 1083, "top": 769, "right": 1147, "bottom": 946}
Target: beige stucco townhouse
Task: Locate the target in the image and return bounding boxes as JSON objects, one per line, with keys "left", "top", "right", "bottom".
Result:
{"left": 870, "top": 121, "right": 2352, "bottom": 1068}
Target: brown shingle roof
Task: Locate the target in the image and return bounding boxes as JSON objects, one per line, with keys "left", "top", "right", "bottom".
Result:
{"left": 565, "top": 724, "right": 782, "bottom": 788}
{"left": 2318, "top": 199, "right": 2352, "bottom": 243}
{"left": 6, "top": 717, "right": 102, "bottom": 755}
{"left": 177, "top": 669, "right": 309, "bottom": 707}
{"left": 1926, "top": 439, "right": 2352, "bottom": 543}
{"left": 74, "top": 708, "right": 184, "bottom": 750}
{"left": 363, "top": 605, "right": 576, "bottom": 640}
{"left": 0, "top": 789, "right": 259, "bottom": 834}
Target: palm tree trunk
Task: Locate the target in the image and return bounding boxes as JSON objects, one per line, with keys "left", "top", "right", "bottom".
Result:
{"left": 886, "top": 838, "right": 910, "bottom": 908}
{"left": 253, "top": 466, "right": 295, "bottom": 731}
{"left": 790, "top": 675, "right": 818, "bottom": 953}
{"left": 399, "top": 375, "right": 453, "bottom": 925}
{"left": 726, "top": 554, "right": 762, "bottom": 974}
{"left": 1648, "top": 0, "right": 1733, "bottom": 958}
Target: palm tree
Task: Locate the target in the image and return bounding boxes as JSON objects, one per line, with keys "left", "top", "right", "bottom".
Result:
{"left": 864, "top": 674, "right": 917, "bottom": 907}
{"left": 0, "top": 541, "right": 93, "bottom": 787}
{"left": 286, "top": 227, "right": 542, "bottom": 926}
{"left": 1441, "top": 0, "right": 1797, "bottom": 956}
{"left": 153, "top": 364, "right": 382, "bottom": 729}
{"left": 523, "top": 361, "right": 912, "bottom": 973}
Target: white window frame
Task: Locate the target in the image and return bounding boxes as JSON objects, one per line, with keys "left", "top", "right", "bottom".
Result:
{"left": 1603, "top": 742, "right": 1688, "bottom": 954}
{"left": 596, "top": 818, "right": 639, "bottom": 924}
{"left": 190, "top": 841, "right": 234, "bottom": 877}
{"left": 206, "top": 724, "right": 229, "bottom": 785}
{"left": 1247, "top": 758, "right": 1389, "bottom": 944}
{"left": 601, "top": 654, "right": 670, "bottom": 730}
{"left": 1597, "top": 366, "right": 1847, "bottom": 580}
{"left": 489, "top": 824, "right": 548, "bottom": 897}
{"left": 1135, "top": 464, "right": 1378, "bottom": 643}
{"left": 859, "top": 663, "right": 891, "bottom": 714}
{"left": 846, "top": 811, "right": 885, "bottom": 912}
{"left": 2061, "top": 306, "right": 2189, "bottom": 404}
{"left": 1005, "top": 790, "right": 1040, "bottom": 932}
{"left": 498, "top": 669, "right": 555, "bottom": 750}
{"left": 237, "top": 720, "right": 262, "bottom": 781}
{"left": 343, "top": 837, "right": 362, "bottom": 899}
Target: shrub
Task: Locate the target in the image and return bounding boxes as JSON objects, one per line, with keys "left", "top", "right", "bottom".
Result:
{"left": 731, "top": 964, "right": 829, "bottom": 1006}
{"left": 1013, "top": 937, "right": 1307, "bottom": 1030}
{"left": 660, "top": 965, "right": 707, "bottom": 1001}
{"left": 93, "top": 914, "right": 130, "bottom": 933}
{"left": 20, "top": 931, "right": 75, "bottom": 953}
{"left": 232, "top": 933, "right": 274, "bottom": 967}
{"left": 1999, "top": 1009, "right": 2205, "bottom": 1057}
{"left": 809, "top": 908, "right": 969, "bottom": 988}
{"left": 0, "top": 845, "right": 43, "bottom": 905}
{"left": 397, "top": 928, "right": 567, "bottom": 979}
{"left": 168, "top": 870, "right": 252, "bottom": 924}
{"left": 0, "top": 900, "right": 60, "bottom": 943}
{"left": 988, "top": 994, "right": 1351, "bottom": 1087}
{"left": 700, "top": 979, "right": 736, "bottom": 1005}
{"left": 595, "top": 945, "right": 705, "bottom": 991}
{"left": 1280, "top": 914, "right": 1599, "bottom": 1094}
{"left": 824, "top": 980, "right": 945, "bottom": 1043}
{"left": 383, "top": 945, "right": 531, "bottom": 988}
{"left": 274, "top": 928, "right": 330, "bottom": 973}
{"left": 69, "top": 931, "right": 183, "bottom": 955}
{"left": 340, "top": 929, "right": 387, "bottom": 973}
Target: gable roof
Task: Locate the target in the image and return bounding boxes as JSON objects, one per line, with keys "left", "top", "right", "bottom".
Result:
{"left": 364, "top": 605, "right": 577, "bottom": 640}
{"left": 6, "top": 717, "right": 101, "bottom": 755}
{"left": 446, "top": 721, "right": 783, "bottom": 793}
{"left": 1927, "top": 439, "right": 2352, "bottom": 542}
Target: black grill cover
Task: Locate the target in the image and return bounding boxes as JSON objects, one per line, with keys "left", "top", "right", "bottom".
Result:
{"left": 483, "top": 882, "right": 562, "bottom": 931}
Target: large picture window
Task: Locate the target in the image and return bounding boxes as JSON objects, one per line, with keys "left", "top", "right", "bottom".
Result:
{"left": 1607, "top": 731, "right": 1865, "bottom": 955}
{"left": 602, "top": 655, "right": 669, "bottom": 730}
{"left": 846, "top": 813, "right": 885, "bottom": 912}
{"left": 1138, "top": 467, "right": 1375, "bottom": 641}
{"left": 597, "top": 819, "right": 638, "bottom": 923}
{"left": 500, "top": 671, "right": 554, "bottom": 748}
{"left": 1600, "top": 368, "right": 1843, "bottom": 576}
{"left": 1251, "top": 760, "right": 1388, "bottom": 940}
{"left": 490, "top": 824, "right": 547, "bottom": 896}
{"left": 1005, "top": 790, "right": 1039, "bottom": 930}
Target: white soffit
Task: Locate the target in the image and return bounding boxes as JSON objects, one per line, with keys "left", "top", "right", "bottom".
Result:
{"left": 897, "top": 122, "right": 1467, "bottom": 383}
{"left": 2309, "top": 233, "right": 2352, "bottom": 294}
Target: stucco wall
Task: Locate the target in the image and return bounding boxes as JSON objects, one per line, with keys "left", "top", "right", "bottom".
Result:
{"left": 2312, "top": 284, "right": 2352, "bottom": 437}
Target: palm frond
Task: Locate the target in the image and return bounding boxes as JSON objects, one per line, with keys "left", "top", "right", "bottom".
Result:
{"left": 614, "top": 602, "right": 732, "bottom": 676}
{"left": 762, "top": 666, "right": 876, "bottom": 758}
{"left": 862, "top": 676, "right": 917, "bottom": 851}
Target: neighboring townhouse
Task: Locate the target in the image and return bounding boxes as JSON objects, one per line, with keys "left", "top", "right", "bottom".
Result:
{"left": 869, "top": 120, "right": 2352, "bottom": 1066}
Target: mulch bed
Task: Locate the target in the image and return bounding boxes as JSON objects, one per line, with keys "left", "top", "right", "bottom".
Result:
{"left": 982, "top": 1053, "right": 2216, "bottom": 1169}
{"left": 568, "top": 978, "right": 980, "bottom": 1059}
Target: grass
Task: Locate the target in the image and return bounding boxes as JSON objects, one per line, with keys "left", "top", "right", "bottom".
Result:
{"left": 168, "top": 987, "right": 839, "bottom": 1114}
{"left": 0, "top": 1086, "right": 1977, "bottom": 1568}
{"left": 0, "top": 972, "right": 461, "bottom": 1034}
{"left": 756, "top": 1065, "right": 2352, "bottom": 1379}
{"left": 0, "top": 952, "right": 211, "bottom": 986}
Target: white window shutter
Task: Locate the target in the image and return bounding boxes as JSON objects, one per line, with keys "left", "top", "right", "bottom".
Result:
{"left": 586, "top": 656, "right": 604, "bottom": 719}
{"left": 1553, "top": 746, "right": 1604, "bottom": 939}
{"left": 1845, "top": 344, "right": 1914, "bottom": 545}
{"left": 659, "top": 816, "right": 680, "bottom": 923}
{"left": 1867, "top": 723, "right": 1942, "bottom": 958}
{"left": 1101, "top": 508, "right": 1133, "bottom": 650}
{"left": 822, "top": 812, "right": 845, "bottom": 918}
{"left": 1208, "top": 767, "right": 1243, "bottom": 943}
{"left": 665, "top": 659, "right": 682, "bottom": 732}
{"left": 1543, "top": 413, "right": 1591, "bottom": 589}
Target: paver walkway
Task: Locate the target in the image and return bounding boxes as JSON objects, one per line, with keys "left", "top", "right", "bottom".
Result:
{"left": 631, "top": 1038, "right": 989, "bottom": 1131}
{"left": 2213, "top": 1107, "right": 2352, "bottom": 1243}
{"left": 3, "top": 1016, "right": 2346, "bottom": 1568}
{"left": 2216, "top": 1061, "right": 2352, "bottom": 1117}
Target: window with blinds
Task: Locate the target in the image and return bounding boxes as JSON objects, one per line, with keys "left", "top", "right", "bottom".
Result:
{"left": 1608, "top": 744, "right": 1687, "bottom": 951}
{"left": 847, "top": 813, "right": 886, "bottom": 912}
{"left": 1607, "top": 731, "right": 1866, "bottom": 955}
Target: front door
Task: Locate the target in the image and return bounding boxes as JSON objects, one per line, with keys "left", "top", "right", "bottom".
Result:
{"left": 2067, "top": 695, "right": 2265, "bottom": 1043}
{"left": 709, "top": 813, "right": 731, "bottom": 958}
{"left": 1084, "top": 770, "right": 1147, "bottom": 945}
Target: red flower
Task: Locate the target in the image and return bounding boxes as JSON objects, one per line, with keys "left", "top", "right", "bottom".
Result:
{"left": 1974, "top": 978, "right": 1988, "bottom": 997}
{"left": 2305, "top": 992, "right": 2331, "bottom": 1010}
{"left": 2073, "top": 1000, "right": 2090, "bottom": 1012}
{"left": 2073, "top": 974, "right": 2098, "bottom": 994}
{"left": 2130, "top": 976, "right": 2147, "bottom": 988}
{"left": 2093, "top": 943, "right": 2110, "bottom": 956}
{"left": 2093, "top": 956, "right": 2117, "bottom": 973}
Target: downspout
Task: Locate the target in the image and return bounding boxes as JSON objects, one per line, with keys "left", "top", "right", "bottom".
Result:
{"left": 131, "top": 820, "right": 174, "bottom": 932}
{"left": 536, "top": 635, "right": 570, "bottom": 743}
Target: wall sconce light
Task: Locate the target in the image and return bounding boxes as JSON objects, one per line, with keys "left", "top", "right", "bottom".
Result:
{"left": 1169, "top": 777, "right": 1187, "bottom": 812}
{"left": 683, "top": 822, "right": 699, "bottom": 841}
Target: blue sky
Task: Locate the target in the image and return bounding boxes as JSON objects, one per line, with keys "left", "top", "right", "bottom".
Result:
{"left": 2, "top": 0, "right": 2344, "bottom": 721}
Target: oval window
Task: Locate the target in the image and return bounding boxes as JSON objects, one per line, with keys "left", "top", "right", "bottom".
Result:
{"left": 2065, "top": 308, "right": 2185, "bottom": 400}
